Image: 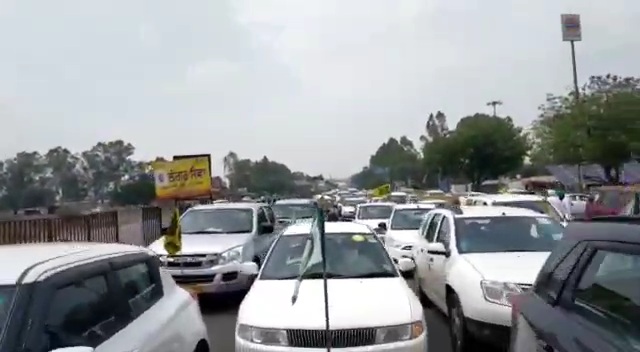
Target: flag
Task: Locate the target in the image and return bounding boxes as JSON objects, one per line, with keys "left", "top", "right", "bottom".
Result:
{"left": 164, "top": 207, "right": 182, "bottom": 255}
{"left": 372, "top": 183, "right": 391, "bottom": 197}
{"left": 291, "top": 206, "right": 326, "bottom": 304}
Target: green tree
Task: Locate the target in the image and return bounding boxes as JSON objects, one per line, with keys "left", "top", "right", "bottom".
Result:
{"left": 45, "top": 146, "right": 88, "bottom": 201}
{"left": 0, "top": 151, "right": 55, "bottom": 211}
{"left": 369, "top": 137, "right": 422, "bottom": 187}
{"left": 349, "top": 166, "right": 388, "bottom": 190}
{"left": 420, "top": 111, "right": 451, "bottom": 187}
{"left": 441, "top": 114, "right": 528, "bottom": 190}
{"left": 109, "top": 174, "right": 156, "bottom": 205}
{"left": 81, "top": 140, "right": 135, "bottom": 200}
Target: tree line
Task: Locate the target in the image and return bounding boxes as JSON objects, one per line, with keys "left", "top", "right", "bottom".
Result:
{"left": 351, "top": 73, "right": 640, "bottom": 190}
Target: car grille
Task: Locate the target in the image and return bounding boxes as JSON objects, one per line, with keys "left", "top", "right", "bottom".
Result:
{"left": 286, "top": 328, "right": 376, "bottom": 348}
{"left": 172, "top": 274, "right": 216, "bottom": 284}
{"left": 165, "top": 254, "right": 217, "bottom": 268}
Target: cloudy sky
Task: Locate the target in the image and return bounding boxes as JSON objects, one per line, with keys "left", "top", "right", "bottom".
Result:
{"left": 0, "top": 0, "right": 637, "bottom": 177}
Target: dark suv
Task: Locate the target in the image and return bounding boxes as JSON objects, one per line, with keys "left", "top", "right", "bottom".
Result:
{"left": 509, "top": 216, "right": 640, "bottom": 351}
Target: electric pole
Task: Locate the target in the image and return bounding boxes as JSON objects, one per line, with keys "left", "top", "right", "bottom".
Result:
{"left": 486, "top": 100, "right": 503, "bottom": 116}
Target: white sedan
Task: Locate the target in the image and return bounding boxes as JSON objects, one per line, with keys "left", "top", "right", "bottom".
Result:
{"left": 235, "top": 221, "right": 427, "bottom": 351}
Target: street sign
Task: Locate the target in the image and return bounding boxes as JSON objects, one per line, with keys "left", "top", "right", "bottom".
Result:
{"left": 561, "top": 14, "right": 581, "bottom": 41}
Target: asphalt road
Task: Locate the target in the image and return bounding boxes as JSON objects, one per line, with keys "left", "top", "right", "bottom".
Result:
{"left": 200, "top": 280, "right": 503, "bottom": 352}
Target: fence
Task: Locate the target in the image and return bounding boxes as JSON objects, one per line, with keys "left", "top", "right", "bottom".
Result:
{"left": 0, "top": 206, "right": 163, "bottom": 246}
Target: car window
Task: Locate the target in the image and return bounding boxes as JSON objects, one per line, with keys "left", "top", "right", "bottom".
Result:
{"left": 435, "top": 217, "right": 451, "bottom": 246}
{"left": 260, "top": 233, "right": 397, "bottom": 280}
{"left": 389, "top": 208, "right": 432, "bottom": 230}
{"left": 115, "top": 262, "right": 161, "bottom": 319}
{"left": 534, "top": 242, "right": 586, "bottom": 302}
{"left": 425, "top": 214, "right": 442, "bottom": 242}
{"left": 0, "top": 286, "right": 16, "bottom": 337}
{"left": 356, "top": 205, "right": 393, "bottom": 220}
{"left": 572, "top": 249, "right": 640, "bottom": 348}
{"left": 419, "top": 213, "right": 434, "bottom": 239}
{"left": 272, "top": 204, "right": 315, "bottom": 220}
{"left": 180, "top": 208, "right": 254, "bottom": 234}
{"left": 45, "top": 275, "right": 121, "bottom": 349}
{"left": 495, "top": 200, "right": 564, "bottom": 223}
{"left": 454, "top": 216, "right": 564, "bottom": 254}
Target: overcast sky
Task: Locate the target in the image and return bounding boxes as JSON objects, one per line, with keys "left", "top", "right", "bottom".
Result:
{"left": 0, "top": 0, "right": 638, "bottom": 177}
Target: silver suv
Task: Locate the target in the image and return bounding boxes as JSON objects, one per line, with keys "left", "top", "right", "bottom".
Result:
{"left": 148, "top": 202, "right": 277, "bottom": 297}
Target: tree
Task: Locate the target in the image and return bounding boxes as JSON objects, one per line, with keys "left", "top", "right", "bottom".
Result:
{"left": 534, "top": 74, "right": 640, "bottom": 183}
{"left": 369, "top": 137, "right": 422, "bottom": 187}
{"left": 350, "top": 166, "right": 388, "bottom": 190}
{"left": 420, "top": 111, "right": 451, "bottom": 187}
{"left": 81, "top": 140, "right": 135, "bottom": 200}
{"left": 109, "top": 174, "right": 156, "bottom": 205}
{"left": 437, "top": 114, "right": 528, "bottom": 190}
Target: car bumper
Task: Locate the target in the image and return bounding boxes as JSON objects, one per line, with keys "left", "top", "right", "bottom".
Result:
{"left": 163, "top": 262, "right": 254, "bottom": 294}
{"left": 235, "top": 334, "right": 427, "bottom": 352}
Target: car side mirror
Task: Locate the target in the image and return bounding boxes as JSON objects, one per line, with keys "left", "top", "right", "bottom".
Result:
{"left": 397, "top": 257, "right": 415, "bottom": 272}
{"left": 238, "top": 261, "right": 259, "bottom": 276}
{"left": 426, "top": 242, "right": 450, "bottom": 257}
{"left": 49, "top": 347, "right": 95, "bottom": 352}
{"left": 377, "top": 222, "right": 387, "bottom": 230}
{"left": 259, "top": 223, "right": 274, "bottom": 234}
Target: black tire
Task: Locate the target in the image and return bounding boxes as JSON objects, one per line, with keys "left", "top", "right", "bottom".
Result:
{"left": 447, "top": 292, "right": 473, "bottom": 352}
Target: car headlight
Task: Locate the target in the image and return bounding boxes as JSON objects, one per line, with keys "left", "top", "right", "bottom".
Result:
{"left": 375, "top": 321, "right": 425, "bottom": 344}
{"left": 237, "top": 324, "right": 288, "bottom": 346}
{"left": 480, "top": 280, "right": 523, "bottom": 307}
{"left": 219, "top": 246, "right": 243, "bottom": 265}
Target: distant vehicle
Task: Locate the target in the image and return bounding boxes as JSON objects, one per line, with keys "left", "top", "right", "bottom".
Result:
{"left": 412, "top": 206, "right": 564, "bottom": 351}
{"left": 338, "top": 197, "right": 367, "bottom": 220}
{"left": 0, "top": 242, "right": 209, "bottom": 352}
{"left": 148, "top": 202, "right": 278, "bottom": 298}
{"left": 466, "top": 194, "right": 568, "bottom": 226}
{"left": 388, "top": 191, "right": 409, "bottom": 204}
{"left": 384, "top": 204, "right": 438, "bottom": 266}
{"left": 585, "top": 185, "right": 640, "bottom": 219}
{"left": 354, "top": 202, "right": 395, "bottom": 237}
{"left": 510, "top": 217, "right": 640, "bottom": 352}
{"left": 271, "top": 198, "right": 317, "bottom": 226}
{"left": 235, "top": 221, "right": 426, "bottom": 351}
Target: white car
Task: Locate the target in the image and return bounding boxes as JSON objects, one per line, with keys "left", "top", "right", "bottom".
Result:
{"left": 354, "top": 202, "right": 395, "bottom": 230}
{"left": 0, "top": 242, "right": 209, "bottom": 352}
{"left": 384, "top": 204, "right": 438, "bottom": 265}
{"left": 465, "top": 194, "right": 568, "bottom": 225}
{"left": 412, "top": 206, "right": 564, "bottom": 351}
{"left": 235, "top": 221, "right": 427, "bottom": 351}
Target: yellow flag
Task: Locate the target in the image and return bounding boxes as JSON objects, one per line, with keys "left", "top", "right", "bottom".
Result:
{"left": 164, "top": 207, "right": 182, "bottom": 255}
{"left": 372, "top": 183, "right": 391, "bottom": 197}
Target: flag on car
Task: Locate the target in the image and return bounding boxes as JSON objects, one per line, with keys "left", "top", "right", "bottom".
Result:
{"left": 164, "top": 207, "right": 182, "bottom": 255}
{"left": 291, "top": 205, "right": 326, "bottom": 304}
{"left": 372, "top": 183, "right": 391, "bottom": 197}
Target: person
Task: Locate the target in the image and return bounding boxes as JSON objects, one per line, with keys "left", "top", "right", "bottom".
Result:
{"left": 326, "top": 208, "right": 340, "bottom": 221}
{"left": 556, "top": 190, "right": 573, "bottom": 219}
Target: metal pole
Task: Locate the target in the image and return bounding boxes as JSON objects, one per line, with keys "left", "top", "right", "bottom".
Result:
{"left": 570, "top": 40, "right": 584, "bottom": 192}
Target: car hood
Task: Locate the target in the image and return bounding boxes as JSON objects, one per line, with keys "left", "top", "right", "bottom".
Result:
{"left": 461, "top": 252, "right": 551, "bottom": 284}
{"left": 148, "top": 232, "right": 252, "bottom": 255}
{"left": 238, "top": 278, "right": 413, "bottom": 329}
{"left": 355, "top": 219, "right": 389, "bottom": 229}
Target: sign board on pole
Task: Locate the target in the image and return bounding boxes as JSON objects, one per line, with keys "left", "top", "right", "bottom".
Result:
{"left": 561, "top": 14, "right": 581, "bottom": 41}
{"left": 153, "top": 157, "right": 212, "bottom": 200}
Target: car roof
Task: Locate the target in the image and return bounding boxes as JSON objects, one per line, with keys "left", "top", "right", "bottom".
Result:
{"left": 469, "top": 194, "right": 545, "bottom": 202}
{"left": 393, "top": 204, "right": 438, "bottom": 210}
{"left": 357, "top": 202, "right": 395, "bottom": 207}
{"left": 282, "top": 221, "right": 372, "bottom": 235}
{"left": 274, "top": 198, "right": 316, "bottom": 205}
{"left": 0, "top": 242, "right": 151, "bottom": 285}
{"left": 434, "top": 205, "right": 548, "bottom": 218}
{"left": 190, "top": 202, "right": 263, "bottom": 210}
{"left": 564, "top": 217, "right": 640, "bottom": 243}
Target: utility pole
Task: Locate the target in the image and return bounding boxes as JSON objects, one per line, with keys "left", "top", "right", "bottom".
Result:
{"left": 561, "top": 14, "right": 584, "bottom": 191}
{"left": 486, "top": 100, "right": 502, "bottom": 116}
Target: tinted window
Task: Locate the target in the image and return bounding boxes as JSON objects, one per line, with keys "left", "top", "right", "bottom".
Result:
{"left": 260, "top": 233, "right": 397, "bottom": 280}
{"left": 115, "top": 262, "right": 161, "bottom": 318}
{"left": 534, "top": 242, "right": 585, "bottom": 302}
{"left": 0, "top": 286, "right": 15, "bottom": 336}
{"left": 573, "top": 250, "right": 640, "bottom": 348}
{"left": 455, "top": 216, "right": 564, "bottom": 254}
{"left": 357, "top": 205, "right": 393, "bottom": 220}
{"left": 390, "top": 209, "right": 432, "bottom": 230}
{"left": 45, "top": 275, "right": 120, "bottom": 349}
{"left": 425, "top": 214, "right": 442, "bottom": 242}
{"left": 180, "top": 208, "right": 254, "bottom": 234}
{"left": 272, "top": 204, "right": 315, "bottom": 220}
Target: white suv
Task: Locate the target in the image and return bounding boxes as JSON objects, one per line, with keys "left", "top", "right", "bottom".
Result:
{"left": 0, "top": 242, "right": 209, "bottom": 352}
{"left": 412, "top": 206, "right": 564, "bottom": 352}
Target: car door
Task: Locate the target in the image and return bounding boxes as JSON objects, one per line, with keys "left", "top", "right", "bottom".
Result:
{"left": 413, "top": 212, "right": 434, "bottom": 281}
{"left": 420, "top": 213, "right": 443, "bottom": 300}
{"left": 21, "top": 259, "right": 134, "bottom": 352}
{"left": 430, "top": 215, "right": 452, "bottom": 308}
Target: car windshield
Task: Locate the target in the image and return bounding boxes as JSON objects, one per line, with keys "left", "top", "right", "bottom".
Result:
{"left": 272, "top": 204, "right": 315, "bottom": 220}
{"left": 180, "top": 208, "right": 254, "bottom": 234}
{"left": 495, "top": 200, "right": 564, "bottom": 223}
{"left": 0, "top": 286, "right": 15, "bottom": 337}
{"left": 390, "top": 208, "right": 432, "bottom": 230}
{"left": 455, "top": 216, "right": 564, "bottom": 254}
{"left": 342, "top": 199, "right": 366, "bottom": 207}
{"left": 260, "top": 233, "right": 398, "bottom": 280}
{"left": 357, "top": 205, "right": 393, "bottom": 220}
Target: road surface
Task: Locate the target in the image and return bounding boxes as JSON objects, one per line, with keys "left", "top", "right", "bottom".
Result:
{"left": 200, "top": 280, "right": 502, "bottom": 351}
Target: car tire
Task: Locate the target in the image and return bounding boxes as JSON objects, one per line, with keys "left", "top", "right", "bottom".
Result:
{"left": 447, "top": 292, "right": 473, "bottom": 352}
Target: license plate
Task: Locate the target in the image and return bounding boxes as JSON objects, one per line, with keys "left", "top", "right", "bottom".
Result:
{"left": 180, "top": 284, "right": 203, "bottom": 294}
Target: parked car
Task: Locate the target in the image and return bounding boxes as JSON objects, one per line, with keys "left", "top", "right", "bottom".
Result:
{"left": 510, "top": 216, "right": 640, "bottom": 352}
{"left": 148, "top": 202, "right": 278, "bottom": 298}
{"left": 412, "top": 206, "right": 564, "bottom": 351}
{"left": 0, "top": 242, "right": 209, "bottom": 352}
{"left": 235, "top": 221, "right": 426, "bottom": 351}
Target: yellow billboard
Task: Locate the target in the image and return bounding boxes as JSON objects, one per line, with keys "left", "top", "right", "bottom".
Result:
{"left": 152, "top": 157, "right": 212, "bottom": 200}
